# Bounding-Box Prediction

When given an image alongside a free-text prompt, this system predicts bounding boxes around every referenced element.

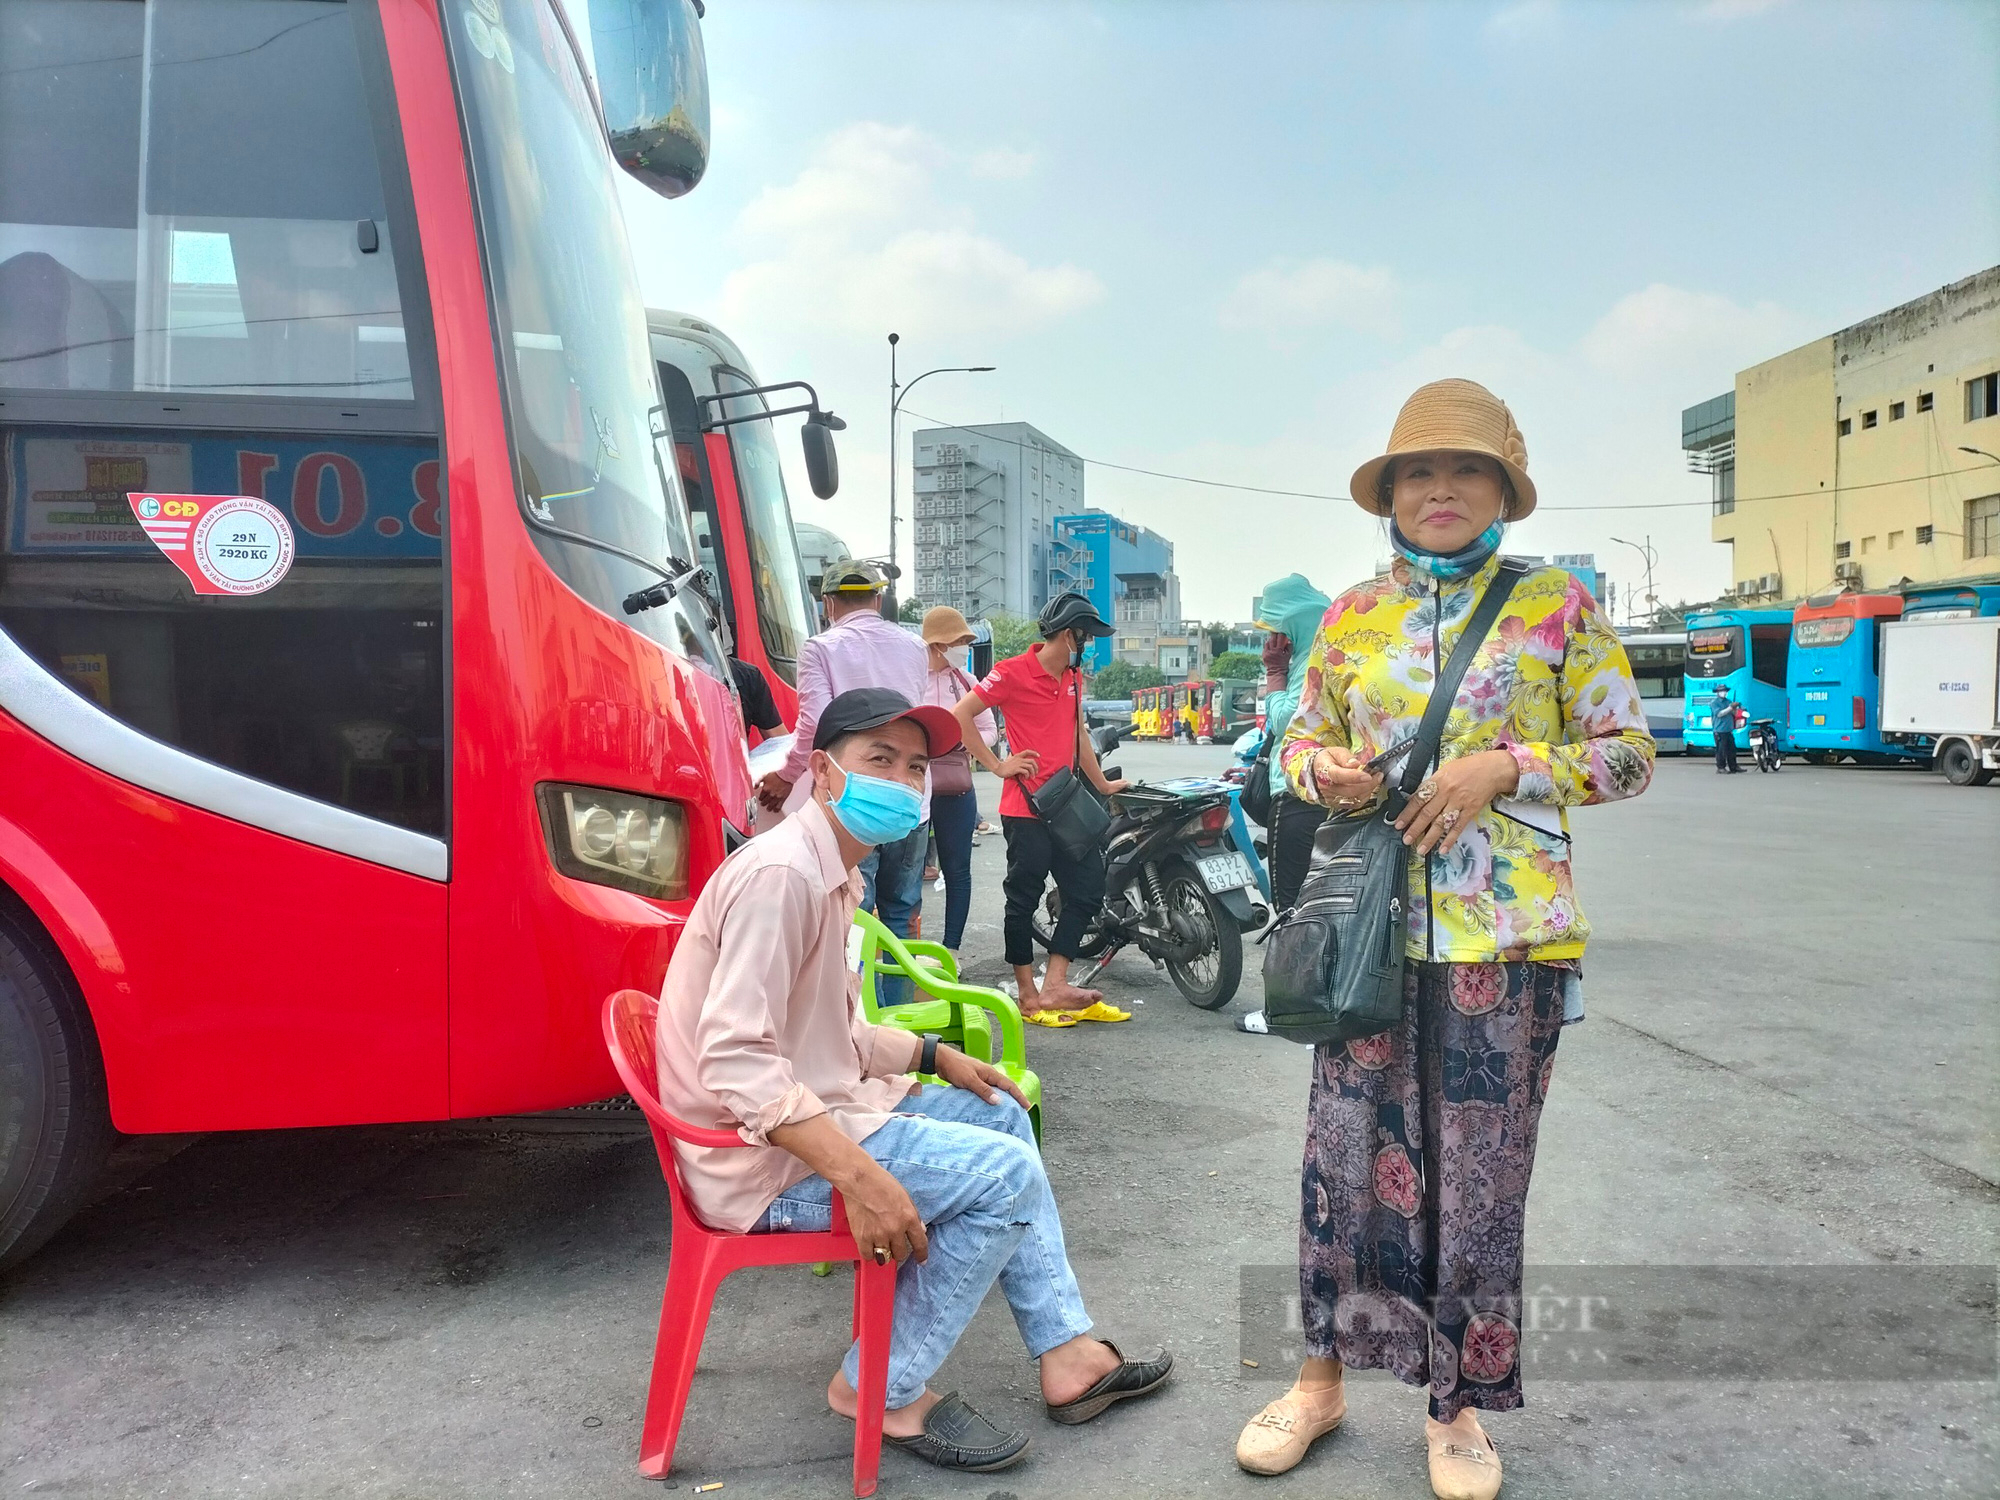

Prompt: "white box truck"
[1879,614,2000,786]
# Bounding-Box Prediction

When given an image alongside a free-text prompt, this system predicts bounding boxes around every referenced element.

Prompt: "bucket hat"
[920,605,976,647]
[1348,378,1536,519]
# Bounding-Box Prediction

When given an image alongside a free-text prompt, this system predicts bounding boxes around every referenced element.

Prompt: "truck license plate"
[1198,851,1254,893]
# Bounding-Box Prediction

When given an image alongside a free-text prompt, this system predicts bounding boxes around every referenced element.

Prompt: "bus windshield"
[1794,616,1854,647]
[714,372,813,681]
[448,0,720,671]
[1685,625,1742,679]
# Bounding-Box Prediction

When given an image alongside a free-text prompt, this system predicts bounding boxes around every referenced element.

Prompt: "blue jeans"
[860,821,928,1005]
[755,1085,1094,1409]
[929,789,979,950]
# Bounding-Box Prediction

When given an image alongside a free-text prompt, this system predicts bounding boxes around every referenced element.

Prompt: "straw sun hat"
[920,604,977,647]
[1348,378,1537,519]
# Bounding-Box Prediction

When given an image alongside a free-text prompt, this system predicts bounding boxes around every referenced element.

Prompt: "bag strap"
[1393,560,1529,801]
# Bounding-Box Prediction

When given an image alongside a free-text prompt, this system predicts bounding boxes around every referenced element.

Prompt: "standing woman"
[921,607,997,958]
[1235,381,1654,1499]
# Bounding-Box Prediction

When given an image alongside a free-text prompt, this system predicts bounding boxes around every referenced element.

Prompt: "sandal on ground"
[1067,1000,1131,1023]
[1022,1008,1079,1028]
[884,1392,1030,1472]
[1044,1341,1173,1425]
[1427,1414,1501,1500]
[1235,1377,1346,1476]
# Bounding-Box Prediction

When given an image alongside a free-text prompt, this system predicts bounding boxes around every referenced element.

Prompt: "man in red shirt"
[951,593,1130,1023]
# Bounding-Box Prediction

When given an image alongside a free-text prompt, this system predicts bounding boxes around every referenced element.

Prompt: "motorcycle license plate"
[1197,851,1254,893]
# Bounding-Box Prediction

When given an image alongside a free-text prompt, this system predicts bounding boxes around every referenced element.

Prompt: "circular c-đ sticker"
[189,496,296,595]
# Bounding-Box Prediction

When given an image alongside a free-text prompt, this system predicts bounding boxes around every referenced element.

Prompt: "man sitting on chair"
[655,688,1172,1474]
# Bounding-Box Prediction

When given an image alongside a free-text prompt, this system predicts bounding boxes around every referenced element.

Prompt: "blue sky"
[600,0,2000,621]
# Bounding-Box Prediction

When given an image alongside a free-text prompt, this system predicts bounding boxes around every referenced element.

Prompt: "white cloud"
[1218,258,1401,339]
[1486,0,1559,39]
[970,147,1037,180]
[1578,283,1812,394]
[718,123,1101,342]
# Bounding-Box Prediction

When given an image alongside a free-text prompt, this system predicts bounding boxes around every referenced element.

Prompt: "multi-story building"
[909,422,1085,618]
[1047,509,1176,671]
[1682,266,2000,602]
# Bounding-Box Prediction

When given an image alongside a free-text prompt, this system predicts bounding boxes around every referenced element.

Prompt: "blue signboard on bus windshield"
[5,428,443,559]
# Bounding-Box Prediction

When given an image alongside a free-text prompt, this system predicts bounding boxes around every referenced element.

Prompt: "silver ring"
[1417,780,1440,803]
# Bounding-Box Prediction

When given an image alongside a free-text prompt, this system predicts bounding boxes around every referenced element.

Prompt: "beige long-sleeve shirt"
[655,799,921,1232]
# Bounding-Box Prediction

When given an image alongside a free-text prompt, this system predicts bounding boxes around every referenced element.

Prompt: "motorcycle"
[1749,718,1783,773]
[1030,727,1265,1009]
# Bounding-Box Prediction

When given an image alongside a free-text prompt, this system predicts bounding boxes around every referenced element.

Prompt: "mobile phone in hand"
[1362,737,1415,776]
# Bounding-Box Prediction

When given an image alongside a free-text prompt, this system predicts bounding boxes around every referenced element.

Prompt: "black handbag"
[1240,735,1275,828]
[1261,561,1527,1047]
[1027,667,1111,860]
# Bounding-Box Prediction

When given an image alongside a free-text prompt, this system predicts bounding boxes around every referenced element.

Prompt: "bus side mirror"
[802,416,840,499]
[592,0,711,200]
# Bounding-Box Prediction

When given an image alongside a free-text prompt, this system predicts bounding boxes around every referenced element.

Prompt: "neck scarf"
[1390,518,1504,581]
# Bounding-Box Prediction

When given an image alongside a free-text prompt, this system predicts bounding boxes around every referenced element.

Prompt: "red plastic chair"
[602,991,898,1497]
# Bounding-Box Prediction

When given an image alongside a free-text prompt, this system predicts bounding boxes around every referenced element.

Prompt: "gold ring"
[871,1246,890,1265]
[1417,781,1440,803]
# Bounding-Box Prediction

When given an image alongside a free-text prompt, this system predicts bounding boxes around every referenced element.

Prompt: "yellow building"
[1684,266,2000,601]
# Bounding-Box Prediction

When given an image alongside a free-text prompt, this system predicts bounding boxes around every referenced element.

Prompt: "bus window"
[1749,624,1790,688]
[1794,617,1854,647]
[1684,625,1742,679]
[653,356,734,646]
[715,370,814,685]
[0,0,446,836]
[1624,642,1684,700]
[449,0,724,678]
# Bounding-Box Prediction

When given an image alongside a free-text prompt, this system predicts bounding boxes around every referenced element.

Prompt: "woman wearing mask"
[1234,573,1333,1035]
[1235,381,1653,1499]
[921,607,998,958]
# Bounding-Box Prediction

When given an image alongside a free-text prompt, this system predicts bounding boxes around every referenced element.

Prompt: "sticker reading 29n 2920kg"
[127,493,297,597]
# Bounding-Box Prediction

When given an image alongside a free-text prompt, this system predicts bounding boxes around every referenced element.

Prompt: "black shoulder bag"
[1027,667,1111,860]
[1240,732,1275,828]
[1261,561,1527,1047]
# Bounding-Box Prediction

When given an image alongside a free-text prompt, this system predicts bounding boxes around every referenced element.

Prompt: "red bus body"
[0,0,747,1150]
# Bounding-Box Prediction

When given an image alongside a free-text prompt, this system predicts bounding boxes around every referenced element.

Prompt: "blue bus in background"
[1684,606,1794,753]
[1787,593,1924,763]
[1900,579,2000,619]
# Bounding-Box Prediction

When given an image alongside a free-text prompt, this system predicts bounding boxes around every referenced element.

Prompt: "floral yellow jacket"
[1279,553,1654,963]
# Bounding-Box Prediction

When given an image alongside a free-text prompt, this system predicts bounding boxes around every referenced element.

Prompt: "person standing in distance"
[1708,684,1744,773]
[951,592,1130,1025]
[921,606,998,961]
[760,559,932,996]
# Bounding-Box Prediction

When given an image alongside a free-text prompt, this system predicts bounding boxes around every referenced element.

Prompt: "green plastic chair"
[852,910,1041,1144]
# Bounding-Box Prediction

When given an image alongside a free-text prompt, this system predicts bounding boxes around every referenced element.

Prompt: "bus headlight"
[537,784,690,899]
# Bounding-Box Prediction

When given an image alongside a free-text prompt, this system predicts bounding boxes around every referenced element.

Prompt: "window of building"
[1890,402,1905,420]
[1969,495,2000,560]
[1860,536,1875,554]
[1971,373,2000,422]
[1834,541,1851,560]
[1917,525,1935,545]
[1918,391,1934,413]
[1713,463,1735,516]
[1838,417,1852,437]
[1888,530,1904,549]
[1861,410,1878,430]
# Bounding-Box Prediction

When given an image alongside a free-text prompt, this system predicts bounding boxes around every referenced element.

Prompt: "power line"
[899,406,1993,513]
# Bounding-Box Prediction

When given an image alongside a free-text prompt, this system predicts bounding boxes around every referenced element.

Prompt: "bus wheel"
[1937,740,1991,787]
[0,911,112,1273]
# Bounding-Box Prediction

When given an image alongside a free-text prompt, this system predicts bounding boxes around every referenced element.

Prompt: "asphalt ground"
[2,745,1995,1499]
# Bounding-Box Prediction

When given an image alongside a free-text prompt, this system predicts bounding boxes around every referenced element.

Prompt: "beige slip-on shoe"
[1235,1378,1346,1476]
[1426,1413,1502,1500]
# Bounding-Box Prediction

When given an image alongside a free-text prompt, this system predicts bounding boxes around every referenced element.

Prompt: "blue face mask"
[824,758,925,846]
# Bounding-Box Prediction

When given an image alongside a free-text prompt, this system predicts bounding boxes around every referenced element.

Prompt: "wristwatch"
[919,1034,942,1076]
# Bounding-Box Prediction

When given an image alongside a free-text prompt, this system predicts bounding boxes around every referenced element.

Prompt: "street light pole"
[885,343,996,594]
[1609,534,1658,626]
[1960,446,2000,465]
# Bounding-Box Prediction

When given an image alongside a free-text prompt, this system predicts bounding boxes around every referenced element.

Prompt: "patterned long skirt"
[1298,960,1568,1421]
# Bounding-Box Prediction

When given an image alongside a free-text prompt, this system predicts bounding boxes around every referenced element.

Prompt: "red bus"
[0,0,751,1268]
[649,311,835,732]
